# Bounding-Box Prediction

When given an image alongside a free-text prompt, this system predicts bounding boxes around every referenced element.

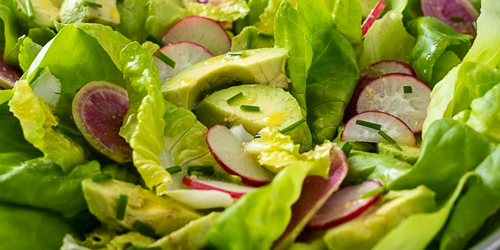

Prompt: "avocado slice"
[60,0,120,26]
[15,0,60,29]
[323,186,436,250]
[82,179,201,237]
[161,48,289,110]
[377,142,421,164]
[195,84,312,151]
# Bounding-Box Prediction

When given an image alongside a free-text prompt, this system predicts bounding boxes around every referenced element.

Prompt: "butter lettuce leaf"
[231,26,274,51]
[0,0,22,66]
[254,0,282,35]
[329,0,362,44]
[207,161,312,250]
[466,83,500,144]
[185,0,249,22]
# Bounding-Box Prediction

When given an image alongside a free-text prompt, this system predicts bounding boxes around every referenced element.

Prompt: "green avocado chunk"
[161,48,289,110]
[323,185,436,250]
[377,142,421,164]
[82,179,201,237]
[60,0,120,26]
[195,84,312,151]
[15,0,60,29]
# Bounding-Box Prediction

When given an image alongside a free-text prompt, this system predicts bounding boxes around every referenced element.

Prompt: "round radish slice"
[206,125,271,186]
[341,111,416,146]
[0,56,22,89]
[421,0,478,36]
[356,73,431,133]
[154,42,213,84]
[183,175,256,198]
[162,16,231,56]
[361,0,387,37]
[308,180,382,229]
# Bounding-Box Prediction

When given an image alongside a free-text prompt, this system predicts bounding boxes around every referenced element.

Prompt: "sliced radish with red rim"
[307,180,383,229]
[341,111,416,146]
[206,125,271,186]
[0,55,22,89]
[421,0,478,36]
[356,73,431,133]
[361,0,387,37]
[183,175,256,199]
[162,16,231,56]
[154,42,213,84]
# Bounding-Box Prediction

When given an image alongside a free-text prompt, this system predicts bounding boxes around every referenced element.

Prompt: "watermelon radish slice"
[341,111,416,146]
[361,0,387,37]
[421,0,478,36]
[206,125,271,186]
[183,175,256,198]
[273,144,349,249]
[356,73,431,133]
[0,55,22,89]
[153,42,213,84]
[72,81,132,163]
[307,180,383,229]
[162,16,231,56]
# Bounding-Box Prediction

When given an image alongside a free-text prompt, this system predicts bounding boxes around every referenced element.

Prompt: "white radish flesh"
[183,175,256,198]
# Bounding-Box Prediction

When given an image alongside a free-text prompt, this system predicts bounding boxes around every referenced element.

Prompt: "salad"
[1,0,500,249]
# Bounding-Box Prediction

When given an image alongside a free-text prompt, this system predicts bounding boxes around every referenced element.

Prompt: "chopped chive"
[226,92,244,105]
[133,220,156,237]
[360,186,385,199]
[156,51,176,68]
[187,166,215,176]
[166,165,182,174]
[356,119,382,130]
[213,172,242,184]
[377,130,402,151]
[83,1,102,7]
[25,0,35,20]
[257,32,274,39]
[126,246,162,250]
[254,134,261,139]
[450,16,465,22]
[403,85,413,93]
[146,34,166,47]
[91,173,112,182]
[54,124,82,137]
[279,118,306,134]
[240,105,260,112]
[341,142,353,156]
[116,194,128,220]
[226,51,246,57]
[247,28,254,49]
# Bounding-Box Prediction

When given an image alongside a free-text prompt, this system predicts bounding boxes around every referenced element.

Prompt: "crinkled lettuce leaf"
[185,0,249,22]
[408,17,472,86]
[345,151,412,185]
[465,83,500,144]
[254,0,282,35]
[0,0,22,66]
[146,0,189,39]
[207,161,313,250]
[358,0,415,69]
[328,0,362,44]
[231,26,274,51]
[18,37,42,71]
[9,80,86,171]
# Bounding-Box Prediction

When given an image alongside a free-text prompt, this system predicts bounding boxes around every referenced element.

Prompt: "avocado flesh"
[323,186,436,250]
[377,142,421,164]
[82,179,201,237]
[195,84,313,151]
[60,0,120,26]
[150,212,219,250]
[15,0,60,28]
[161,48,289,110]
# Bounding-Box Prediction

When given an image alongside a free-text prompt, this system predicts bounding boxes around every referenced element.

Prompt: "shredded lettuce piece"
[185,0,250,22]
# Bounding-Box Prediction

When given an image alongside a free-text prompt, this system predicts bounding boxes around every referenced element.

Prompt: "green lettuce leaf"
[247,0,268,25]
[0,202,75,250]
[231,26,274,51]
[254,0,282,35]
[328,0,362,44]
[345,151,412,185]
[9,80,86,171]
[18,36,42,71]
[0,0,22,66]
[146,0,189,39]
[389,119,490,198]
[185,0,249,22]
[0,90,13,106]
[465,83,500,144]
[461,62,500,100]
[207,161,312,250]
[408,17,472,86]
[114,0,149,42]
[358,0,415,69]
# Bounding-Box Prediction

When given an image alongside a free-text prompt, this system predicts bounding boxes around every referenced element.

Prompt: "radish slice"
[162,16,231,56]
[166,189,233,209]
[183,175,256,199]
[341,111,416,146]
[0,56,22,89]
[356,73,431,133]
[421,0,478,36]
[307,180,383,229]
[361,0,387,37]
[206,125,271,186]
[154,42,213,84]
[273,144,349,249]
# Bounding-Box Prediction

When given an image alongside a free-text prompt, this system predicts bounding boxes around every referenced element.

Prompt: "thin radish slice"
[229,124,254,143]
[361,0,387,37]
[183,175,256,199]
[341,111,416,146]
[166,189,234,209]
[162,16,231,56]
[421,0,478,36]
[154,42,213,84]
[273,144,349,249]
[0,55,22,89]
[356,73,431,133]
[307,180,383,229]
[206,125,271,186]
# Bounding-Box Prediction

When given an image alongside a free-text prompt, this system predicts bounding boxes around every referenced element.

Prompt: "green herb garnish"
[26,0,35,20]
[226,51,246,57]
[356,119,382,130]
[156,51,176,68]
[226,92,244,105]
[451,16,465,22]
[116,194,128,220]
[247,29,254,49]
[257,32,274,39]
[403,85,413,93]
[91,173,112,182]
[279,118,306,134]
[240,105,260,112]
[342,142,353,156]
[166,165,182,174]
[133,220,156,237]
[187,166,215,176]
[378,130,402,151]
[146,34,167,47]
[83,1,103,7]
